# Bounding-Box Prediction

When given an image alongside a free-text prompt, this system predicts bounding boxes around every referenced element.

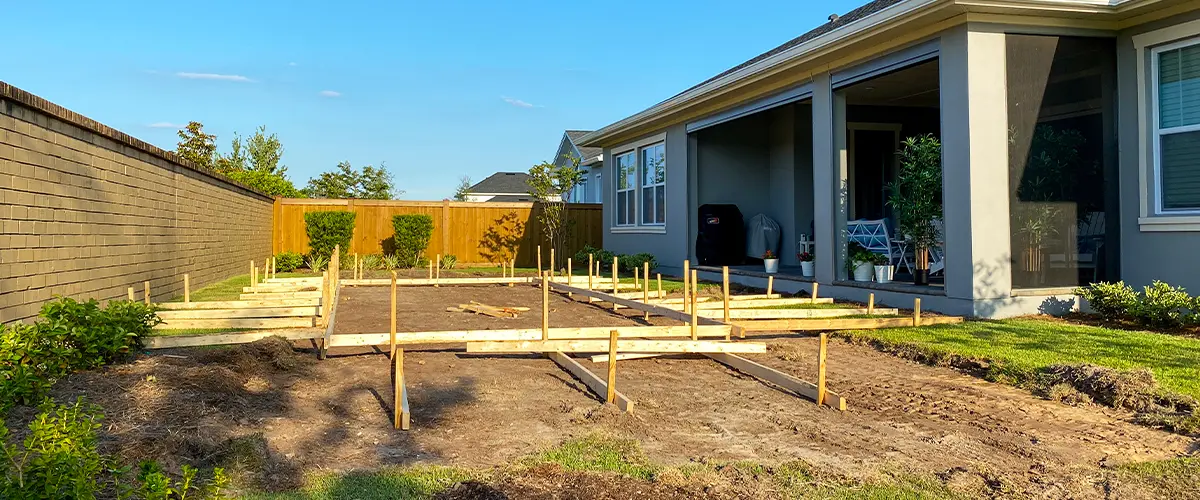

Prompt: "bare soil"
[47,284,1197,498]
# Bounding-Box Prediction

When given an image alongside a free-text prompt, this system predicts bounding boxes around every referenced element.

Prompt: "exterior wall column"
[939,26,1012,305]
[811,72,849,283]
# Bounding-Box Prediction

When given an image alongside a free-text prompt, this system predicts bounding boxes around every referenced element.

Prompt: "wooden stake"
[550,248,555,278]
[722,266,731,323]
[435,254,441,287]
[542,274,550,340]
[588,254,594,291]
[127,287,135,301]
[606,329,618,404]
[537,245,543,274]
[394,348,409,430]
[633,266,639,292]
[184,274,190,303]
[643,262,650,321]
[767,276,774,296]
[657,274,663,299]
[251,261,257,291]
[271,257,276,280]
[354,253,359,280]
[690,270,699,341]
[817,333,828,406]
[144,281,151,305]
[390,271,398,359]
[811,282,820,304]
[868,293,875,315]
[682,260,691,313]
[612,256,619,310]
[508,259,515,287]
[913,298,922,327]
[567,258,573,297]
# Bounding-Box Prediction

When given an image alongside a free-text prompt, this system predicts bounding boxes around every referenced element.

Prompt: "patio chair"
[846,219,894,265]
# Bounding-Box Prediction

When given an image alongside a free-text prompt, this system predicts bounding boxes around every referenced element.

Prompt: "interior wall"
[794,103,816,250]
[696,113,773,234]
[768,106,798,265]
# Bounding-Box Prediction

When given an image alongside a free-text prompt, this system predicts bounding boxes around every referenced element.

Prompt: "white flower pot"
[800,261,815,277]
[852,261,873,282]
[763,259,779,274]
[874,265,894,284]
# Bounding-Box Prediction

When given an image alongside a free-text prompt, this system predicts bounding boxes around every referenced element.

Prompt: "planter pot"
[874,265,894,284]
[800,261,815,277]
[914,268,930,286]
[763,259,779,274]
[852,261,873,282]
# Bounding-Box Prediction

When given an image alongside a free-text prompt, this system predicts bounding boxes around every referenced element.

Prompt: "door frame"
[847,122,902,220]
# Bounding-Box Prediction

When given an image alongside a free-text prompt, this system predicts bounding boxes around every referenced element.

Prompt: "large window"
[640,143,666,225]
[614,151,636,226]
[1154,39,1200,212]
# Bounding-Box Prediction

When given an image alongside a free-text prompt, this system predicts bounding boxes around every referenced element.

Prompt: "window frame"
[609,133,667,234]
[612,150,637,227]
[639,143,667,226]
[1151,36,1200,216]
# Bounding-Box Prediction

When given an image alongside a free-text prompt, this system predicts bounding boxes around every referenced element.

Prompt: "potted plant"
[798,251,815,277]
[762,250,779,274]
[870,252,893,283]
[847,242,874,282]
[886,134,943,286]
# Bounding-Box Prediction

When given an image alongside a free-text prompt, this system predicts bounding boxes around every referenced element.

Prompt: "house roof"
[468,172,533,195]
[486,194,537,202]
[565,130,603,163]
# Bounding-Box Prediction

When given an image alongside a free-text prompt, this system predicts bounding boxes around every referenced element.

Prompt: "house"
[463,172,536,202]
[552,130,604,203]
[577,0,1200,318]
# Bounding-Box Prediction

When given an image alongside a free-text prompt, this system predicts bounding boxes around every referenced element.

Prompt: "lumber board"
[547,351,634,413]
[157,306,321,320]
[458,303,517,318]
[142,328,323,349]
[549,282,725,326]
[707,353,847,410]
[680,298,836,309]
[734,315,965,332]
[156,317,315,330]
[466,339,767,354]
[265,277,322,284]
[240,285,318,293]
[157,299,320,310]
[327,325,733,347]
[343,277,536,286]
[590,353,670,362]
[238,291,323,300]
[320,286,341,360]
[695,308,898,319]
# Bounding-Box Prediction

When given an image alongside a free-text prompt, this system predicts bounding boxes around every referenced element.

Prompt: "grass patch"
[241,465,478,500]
[523,434,658,481]
[1112,457,1200,499]
[173,272,319,303]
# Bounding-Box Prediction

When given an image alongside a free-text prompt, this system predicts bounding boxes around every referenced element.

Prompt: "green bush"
[381,254,400,271]
[392,214,435,268]
[618,253,657,273]
[573,245,616,271]
[303,211,356,261]
[1134,281,1193,328]
[441,254,458,270]
[1075,281,1138,320]
[274,251,303,272]
[306,254,329,272]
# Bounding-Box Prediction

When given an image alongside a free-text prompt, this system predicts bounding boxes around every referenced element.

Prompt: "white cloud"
[502,96,539,108]
[174,72,254,82]
[288,62,298,67]
[146,122,184,129]
[319,90,342,97]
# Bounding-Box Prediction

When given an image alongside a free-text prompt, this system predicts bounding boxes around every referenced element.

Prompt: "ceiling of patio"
[841,60,940,108]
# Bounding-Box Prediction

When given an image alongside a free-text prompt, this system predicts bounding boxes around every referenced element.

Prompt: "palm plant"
[886,134,943,285]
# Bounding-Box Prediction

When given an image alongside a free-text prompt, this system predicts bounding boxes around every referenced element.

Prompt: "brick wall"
[0,82,274,323]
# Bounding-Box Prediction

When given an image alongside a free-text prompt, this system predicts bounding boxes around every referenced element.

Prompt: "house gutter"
[578,0,1158,148]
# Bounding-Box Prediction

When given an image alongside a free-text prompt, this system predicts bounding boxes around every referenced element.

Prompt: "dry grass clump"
[1040,364,1199,435]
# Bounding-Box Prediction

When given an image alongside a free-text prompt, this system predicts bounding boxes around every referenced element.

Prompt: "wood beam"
[466,339,767,354]
[156,317,315,329]
[695,308,897,319]
[142,328,323,349]
[707,353,847,411]
[734,316,964,332]
[327,325,733,348]
[157,299,320,310]
[548,351,634,413]
[156,306,321,320]
[548,282,726,326]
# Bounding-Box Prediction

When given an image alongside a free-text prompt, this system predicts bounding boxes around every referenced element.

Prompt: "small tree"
[886,135,942,284]
[528,155,585,271]
[392,214,434,268]
[175,121,217,170]
[453,176,473,201]
[304,211,356,261]
[304,161,398,199]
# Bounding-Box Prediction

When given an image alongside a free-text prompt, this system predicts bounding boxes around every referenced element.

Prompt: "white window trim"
[1135,19,1200,231]
[609,133,667,234]
[639,144,667,227]
[613,150,637,227]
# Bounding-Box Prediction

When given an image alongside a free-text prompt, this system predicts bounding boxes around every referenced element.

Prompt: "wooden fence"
[271,198,603,268]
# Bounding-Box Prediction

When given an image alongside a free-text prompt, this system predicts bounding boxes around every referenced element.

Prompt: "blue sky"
[2,0,862,199]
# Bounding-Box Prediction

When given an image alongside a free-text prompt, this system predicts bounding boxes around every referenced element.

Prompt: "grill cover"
[695,204,744,266]
[746,214,781,260]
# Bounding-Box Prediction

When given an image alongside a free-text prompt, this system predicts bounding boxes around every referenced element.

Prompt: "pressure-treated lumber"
[694,308,897,319]
[320,285,341,360]
[707,353,847,410]
[128,287,135,301]
[327,325,734,347]
[390,271,398,359]
[156,317,316,330]
[548,282,725,326]
[156,306,321,320]
[240,285,318,293]
[239,291,323,301]
[541,274,550,339]
[343,277,537,286]
[157,299,320,310]
[733,315,965,332]
[394,349,410,430]
[142,328,324,349]
[609,291,782,301]
[722,266,730,322]
[548,351,634,413]
[457,303,518,318]
[590,353,665,362]
[144,281,151,305]
[466,339,767,354]
[184,274,190,303]
[662,297,835,310]
[817,333,828,406]
[682,260,690,312]
[606,330,618,403]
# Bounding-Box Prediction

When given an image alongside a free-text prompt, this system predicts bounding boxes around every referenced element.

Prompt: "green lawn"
[173,272,320,303]
[840,319,1200,399]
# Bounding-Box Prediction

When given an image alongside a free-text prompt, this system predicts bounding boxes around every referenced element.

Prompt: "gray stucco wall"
[1117,10,1200,292]
[602,124,689,272]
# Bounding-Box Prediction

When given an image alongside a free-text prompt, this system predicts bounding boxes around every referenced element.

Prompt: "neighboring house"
[463,172,536,202]
[577,0,1200,318]
[554,130,604,203]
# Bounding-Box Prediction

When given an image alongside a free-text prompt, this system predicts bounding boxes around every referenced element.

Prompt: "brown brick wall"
[0,83,274,323]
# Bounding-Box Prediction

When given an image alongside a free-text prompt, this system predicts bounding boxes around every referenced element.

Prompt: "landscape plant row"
[572,245,658,274]
[1075,280,1200,328]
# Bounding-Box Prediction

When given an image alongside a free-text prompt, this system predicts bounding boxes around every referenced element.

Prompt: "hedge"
[304,211,356,260]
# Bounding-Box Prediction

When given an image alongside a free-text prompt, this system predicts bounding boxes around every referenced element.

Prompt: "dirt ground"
[47,284,1197,497]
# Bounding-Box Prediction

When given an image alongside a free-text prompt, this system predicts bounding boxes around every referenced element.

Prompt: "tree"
[527,154,585,270]
[175,121,217,170]
[246,125,286,174]
[453,176,473,201]
[225,169,302,197]
[303,161,398,199]
[214,132,246,173]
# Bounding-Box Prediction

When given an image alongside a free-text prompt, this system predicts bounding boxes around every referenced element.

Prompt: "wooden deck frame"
[327,325,734,348]
[547,282,725,326]
[664,297,834,309]
[734,315,964,332]
[157,299,320,310]
[466,339,767,354]
[548,351,634,413]
[693,307,899,319]
[142,328,324,349]
[155,317,315,329]
[707,353,847,410]
[157,306,321,320]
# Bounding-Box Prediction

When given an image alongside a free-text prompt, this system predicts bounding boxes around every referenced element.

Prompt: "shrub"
[1075,281,1138,321]
[361,254,382,270]
[441,254,458,270]
[303,211,356,261]
[381,254,400,271]
[1,399,104,499]
[306,254,328,272]
[574,245,616,271]
[392,214,434,268]
[274,251,303,272]
[1133,281,1194,328]
[618,253,658,273]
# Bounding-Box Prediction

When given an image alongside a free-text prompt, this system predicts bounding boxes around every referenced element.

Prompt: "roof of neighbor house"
[564,130,603,164]
[468,172,533,195]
